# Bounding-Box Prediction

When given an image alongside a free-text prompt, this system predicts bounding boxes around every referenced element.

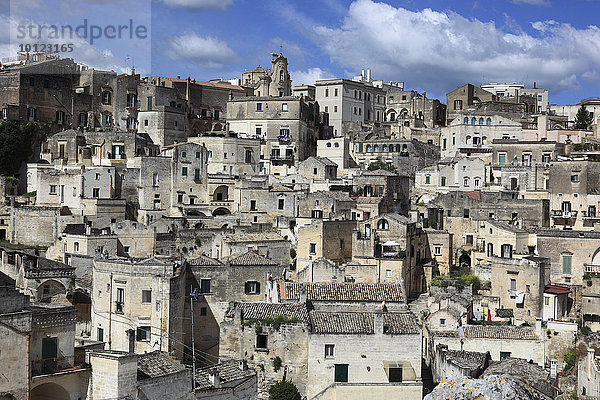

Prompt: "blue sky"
[3,0,600,104]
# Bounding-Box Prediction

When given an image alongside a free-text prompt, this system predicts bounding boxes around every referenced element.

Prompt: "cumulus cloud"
[166,32,238,68]
[161,0,234,10]
[310,0,600,97]
[291,67,335,85]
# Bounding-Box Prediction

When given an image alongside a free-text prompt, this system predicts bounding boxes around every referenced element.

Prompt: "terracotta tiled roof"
[188,255,223,267]
[280,282,405,303]
[137,351,186,379]
[226,251,278,266]
[436,325,539,340]
[225,302,309,323]
[310,311,420,335]
[195,360,256,390]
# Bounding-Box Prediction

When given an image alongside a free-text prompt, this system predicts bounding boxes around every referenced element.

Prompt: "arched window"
[471,117,476,125]
[463,177,469,187]
[334,142,340,148]
[383,144,388,152]
[326,142,332,148]
[74,242,80,252]
[464,117,469,124]
[479,117,484,125]
[474,177,480,187]
[389,113,396,121]
[395,144,401,152]
[377,219,389,230]
[402,144,408,152]
[366,144,372,152]
[374,144,379,152]
[486,118,492,125]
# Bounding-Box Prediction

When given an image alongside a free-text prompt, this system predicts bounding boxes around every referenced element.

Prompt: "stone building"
[306,310,423,399]
[297,190,356,220]
[297,156,338,182]
[446,84,495,124]
[579,347,600,398]
[296,219,356,272]
[91,257,187,358]
[385,90,446,129]
[137,82,187,147]
[415,157,486,199]
[195,360,257,399]
[241,53,292,98]
[227,95,326,176]
[440,113,522,158]
[431,344,490,384]
[314,78,386,137]
[317,137,355,176]
[189,135,261,176]
[488,256,550,325]
[352,169,410,216]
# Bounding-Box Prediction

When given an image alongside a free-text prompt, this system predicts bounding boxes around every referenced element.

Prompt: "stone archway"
[37,279,67,303]
[31,383,70,400]
[212,207,231,216]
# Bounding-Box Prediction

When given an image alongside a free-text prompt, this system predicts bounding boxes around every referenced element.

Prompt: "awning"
[382,241,400,246]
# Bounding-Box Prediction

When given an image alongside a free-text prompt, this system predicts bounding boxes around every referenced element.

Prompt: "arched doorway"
[31,383,70,400]
[37,279,67,303]
[458,252,471,269]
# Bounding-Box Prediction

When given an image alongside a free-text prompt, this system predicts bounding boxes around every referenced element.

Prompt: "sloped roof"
[304,156,337,167]
[224,302,309,323]
[224,232,286,243]
[280,282,405,303]
[137,351,186,380]
[188,255,223,267]
[435,325,539,340]
[310,311,420,335]
[226,251,278,266]
[195,360,256,390]
[360,169,396,176]
[544,285,570,295]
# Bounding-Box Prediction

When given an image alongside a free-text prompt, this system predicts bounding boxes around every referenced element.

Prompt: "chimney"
[208,369,221,389]
[534,81,537,89]
[374,311,384,335]
[535,318,542,338]
[239,359,248,371]
[550,359,557,379]
[366,69,371,81]
[588,348,595,376]
[85,223,91,236]
[299,285,307,303]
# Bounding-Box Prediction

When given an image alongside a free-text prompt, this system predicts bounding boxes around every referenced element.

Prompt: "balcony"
[115,301,124,314]
[584,264,600,275]
[551,210,578,218]
[270,154,294,163]
[31,356,77,376]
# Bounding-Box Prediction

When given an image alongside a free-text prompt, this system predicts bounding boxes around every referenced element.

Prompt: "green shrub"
[269,381,301,400]
[273,356,282,372]
[564,347,576,371]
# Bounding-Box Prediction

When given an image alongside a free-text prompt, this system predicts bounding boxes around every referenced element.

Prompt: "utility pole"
[190,286,198,393]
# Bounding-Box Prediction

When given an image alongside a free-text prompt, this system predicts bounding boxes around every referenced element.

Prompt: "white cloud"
[161,0,234,10]
[166,32,238,68]
[310,0,600,97]
[512,0,551,6]
[291,67,335,86]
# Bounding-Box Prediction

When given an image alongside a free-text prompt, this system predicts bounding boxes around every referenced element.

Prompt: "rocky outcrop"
[424,375,535,400]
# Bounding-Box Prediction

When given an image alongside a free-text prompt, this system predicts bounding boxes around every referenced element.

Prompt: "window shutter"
[255,282,260,294]
[245,282,251,294]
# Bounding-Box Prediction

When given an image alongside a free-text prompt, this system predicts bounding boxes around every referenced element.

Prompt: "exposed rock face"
[424,375,535,400]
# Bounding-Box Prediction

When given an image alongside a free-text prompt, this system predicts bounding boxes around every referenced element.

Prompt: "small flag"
[190,288,199,301]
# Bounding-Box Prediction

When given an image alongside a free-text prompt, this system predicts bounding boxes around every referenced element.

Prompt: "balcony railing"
[270,154,294,161]
[585,264,600,275]
[115,301,124,314]
[552,210,578,218]
[31,356,76,376]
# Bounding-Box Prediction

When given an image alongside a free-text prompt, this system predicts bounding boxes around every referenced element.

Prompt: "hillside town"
[1,49,600,400]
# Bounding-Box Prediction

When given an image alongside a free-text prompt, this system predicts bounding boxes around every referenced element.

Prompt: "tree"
[268,380,301,400]
[574,105,594,130]
[367,160,397,174]
[0,120,39,176]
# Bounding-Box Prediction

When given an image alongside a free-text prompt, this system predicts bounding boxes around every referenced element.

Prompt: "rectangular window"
[278,198,285,210]
[435,246,441,256]
[334,105,338,112]
[142,290,152,304]
[256,334,268,349]
[116,288,125,313]
[441,177,446,186]
[250,200,257,211]
[153,172,159,186]
[245,149,252,163]
[388,367,402,382]
[466,235,473,246]
[386,269,392,278]
[454,99,462,110]
[334,88,338,96]
[147,96,152,110]
[325,344,335,358]
[309,243,316,255]
[501,244,513,258]
[200,279,211,293]
[325,88,329,97]
[463,208,470,218]
[334,364,348,383]
[256,103,262,111]
[440,318,446,326]
[200,307,207,316]
[136,326,151,341]
[545,297,550,305]
[562,255,572,274]
[510,278,516,291]
[571,174,579,182]
[499,154,506,167]
[182,167,188,176]
[245,281,260,294]
[49,185,57,195]
[92,188,100,198]
[500,351,511,360]
[442,138,447,150]
[194,169,200,181]
[97,327,104,342]
[282,103,288,111]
